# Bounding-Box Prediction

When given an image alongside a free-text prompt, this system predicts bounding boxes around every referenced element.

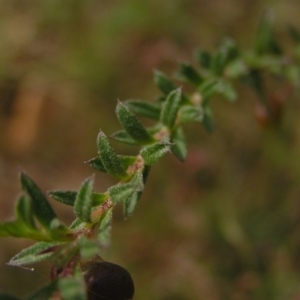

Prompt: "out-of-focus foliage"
[1,0,300,299]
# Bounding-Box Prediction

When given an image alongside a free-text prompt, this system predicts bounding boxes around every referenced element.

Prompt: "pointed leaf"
[97,131,128,179]
[140,142,172,166]
[85,157,107,173]
[179,105,203,123]
[160,88,182,128]
[198,79,219,101]
[126,100,161,120]
[20,172,58,229]
[79,237,100,260]
[0,220,50,240]
[9,241,64,266]
[124,192,140,218]
[202,104,214,133]
[116,101,154,144]
[98,208,113,247]
[177,63,203,86]
[49,190,77,206]
[154,70,177,95]
[171,127,187,162]
[218,80,237,102]
[108,182,143,205]
[110,130,138,145]
[74,176,94,223]
[15,194,36,229]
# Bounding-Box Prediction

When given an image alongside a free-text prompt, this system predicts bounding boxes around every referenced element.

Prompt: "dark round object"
[82,260,135,300]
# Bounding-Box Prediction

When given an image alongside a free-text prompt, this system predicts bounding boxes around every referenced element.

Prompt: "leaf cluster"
[1,12,300,299]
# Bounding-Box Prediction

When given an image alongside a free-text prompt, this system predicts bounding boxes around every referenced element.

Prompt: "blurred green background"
[1,0,300,299]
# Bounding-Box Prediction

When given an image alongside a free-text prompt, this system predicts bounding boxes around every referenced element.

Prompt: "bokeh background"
[1,0,300,299]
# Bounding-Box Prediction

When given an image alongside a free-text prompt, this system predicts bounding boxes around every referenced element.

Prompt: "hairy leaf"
[126,100,161,120]
[74,176,94,223]
[97,131,128,179]
[116,101,154,144]
[20,172,58,229]
[140,142,172,166]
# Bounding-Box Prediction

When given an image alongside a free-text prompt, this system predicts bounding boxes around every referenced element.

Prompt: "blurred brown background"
[1,0,300,299]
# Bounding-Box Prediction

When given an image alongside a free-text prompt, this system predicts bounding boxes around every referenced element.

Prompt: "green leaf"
[69,218,86,230]
[20,172,58,229]
[198,79,219,101]
[74,176,94,223]
[140,142,172,166]
[9,241,64,266]
[211,39,239,75]
[241,69,265,100]
[85,157,107,173]
[49,190,107,208]
[202,104,214,133]
[126,100,161,120]
[97,131,128,179]
[50,241,79,269]
[79,236,100,260]
[98,208,113,247]
[49,190,77,206]
[58,267,86,300]
[108,181,143,205]
[179,105,203,123]
[110,130,139,145]
[123,192,140,218]
[116,101,154,144]
[171,126,187,162]
[160,88,182,128]
[218,80,237,102]
[15,194,36,229]
[195,49,211,69]
[27,280,58,300]
[177,63,203,86]
[154,70,177,95]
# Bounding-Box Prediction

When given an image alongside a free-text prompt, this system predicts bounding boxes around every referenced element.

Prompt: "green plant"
[1,12,300,299]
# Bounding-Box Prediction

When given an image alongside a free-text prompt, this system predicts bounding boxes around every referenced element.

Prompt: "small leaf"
[27,280,58,300]
[110,130,138,145]
[50,241,79,269]
[0,220,49,240]
[241,69,265,100]
[124,192,140,218]
[195,49,211,69]
[116,101,154,144]
[9,241,64,266]
[20,172,58,229]
[69,218,86,231]
[58,267,86,300]
[74,176,94,223]
[154,70,177,95]
[126,100,161,119]
[202,104,214,133]
[97,131,128,179]
[160,88,182,128]
[218,80,237,102]
[177,63,203,86]
[98,208,113,247]
[79,236,100,260]
[171,127,187,162]
[15,194,36,229]
[85,157,107,173]
[198,80,219,101]
[49,190,77,206]
[140,142,172,166]
[108,182,143,205]
[179,105,203,123]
